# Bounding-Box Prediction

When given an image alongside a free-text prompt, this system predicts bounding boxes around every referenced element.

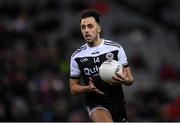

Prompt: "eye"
[81,25,86,30]
[87,24,94,29]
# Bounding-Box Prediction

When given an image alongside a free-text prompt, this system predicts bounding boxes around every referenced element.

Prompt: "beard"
[82,31,100,46]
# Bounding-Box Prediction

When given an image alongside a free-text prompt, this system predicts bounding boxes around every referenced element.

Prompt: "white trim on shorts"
[86,105,109,117]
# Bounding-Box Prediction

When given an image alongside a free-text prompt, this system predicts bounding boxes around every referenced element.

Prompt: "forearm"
[70,84,90,95]
[123,67,134,86]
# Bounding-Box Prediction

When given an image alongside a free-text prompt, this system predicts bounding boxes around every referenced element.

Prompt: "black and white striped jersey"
[70,39,129,108]
[70,39,128,81]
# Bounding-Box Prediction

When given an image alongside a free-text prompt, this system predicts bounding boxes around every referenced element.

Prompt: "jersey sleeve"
[70,56,81,79]
[118,46,129,67]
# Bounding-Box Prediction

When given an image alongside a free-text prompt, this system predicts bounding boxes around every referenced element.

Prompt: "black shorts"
[85,95,128,122]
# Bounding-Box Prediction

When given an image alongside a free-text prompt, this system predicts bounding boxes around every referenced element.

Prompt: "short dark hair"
[79,9,101,25]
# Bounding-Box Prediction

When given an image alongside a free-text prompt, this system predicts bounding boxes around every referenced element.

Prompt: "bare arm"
[70,78,89,95]
[70,78,104,95]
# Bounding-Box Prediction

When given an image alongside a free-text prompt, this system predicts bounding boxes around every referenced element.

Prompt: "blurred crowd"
[0,0,179,122]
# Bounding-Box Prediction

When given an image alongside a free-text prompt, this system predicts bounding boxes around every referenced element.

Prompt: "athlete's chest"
[75,50,119,76]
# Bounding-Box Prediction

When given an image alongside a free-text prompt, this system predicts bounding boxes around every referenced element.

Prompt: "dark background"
[0,0,179,121]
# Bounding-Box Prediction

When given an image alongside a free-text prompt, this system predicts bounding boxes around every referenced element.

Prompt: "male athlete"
[70,9,134,122]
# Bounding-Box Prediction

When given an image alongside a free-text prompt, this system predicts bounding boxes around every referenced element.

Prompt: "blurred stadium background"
[0,0,179,121]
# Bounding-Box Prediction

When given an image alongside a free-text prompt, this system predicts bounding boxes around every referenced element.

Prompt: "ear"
[97,25,101,33]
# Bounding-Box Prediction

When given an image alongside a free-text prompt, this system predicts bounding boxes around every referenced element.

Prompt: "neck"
[88,36,102,47]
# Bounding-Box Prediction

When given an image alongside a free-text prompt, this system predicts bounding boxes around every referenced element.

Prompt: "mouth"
[85,34,91,40]
[85,35,92,42]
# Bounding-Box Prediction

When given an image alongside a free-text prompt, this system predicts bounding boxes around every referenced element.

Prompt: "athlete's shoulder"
[71,44,87,58]
[103,39,122,48]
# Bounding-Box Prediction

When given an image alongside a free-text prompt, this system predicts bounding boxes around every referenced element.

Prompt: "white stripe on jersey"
[104,40,122,48]
[72,44,87,57]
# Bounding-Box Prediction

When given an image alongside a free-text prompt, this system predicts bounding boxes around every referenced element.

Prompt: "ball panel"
[99,60,123,84]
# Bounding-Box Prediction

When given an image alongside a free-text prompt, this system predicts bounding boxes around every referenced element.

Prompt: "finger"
[89,77,93,82]
[112,75,125,82]
[106,79,122,85]
[94,89,104,95]
[111,78,123,85]
[89,77,104,94]
[88,82,96,90]
[89,81,93,85]
[89,77,94,86]
[115,72,125,80]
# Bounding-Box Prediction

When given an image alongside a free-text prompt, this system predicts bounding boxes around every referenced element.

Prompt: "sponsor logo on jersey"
[84,65,99,76]
[91,51,100,55]
[80,57,88,62]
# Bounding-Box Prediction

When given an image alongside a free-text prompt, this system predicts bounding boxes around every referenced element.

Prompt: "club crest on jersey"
[106,52,114,60]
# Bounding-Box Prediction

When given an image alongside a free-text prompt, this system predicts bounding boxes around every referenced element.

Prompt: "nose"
[85,28,89,34]
[85,31,89,35]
